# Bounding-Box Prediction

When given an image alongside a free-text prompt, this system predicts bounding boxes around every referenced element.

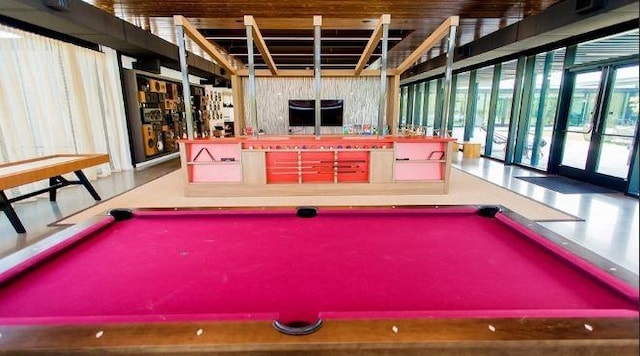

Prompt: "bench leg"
[0,190,26,234]
[49,177,58,201]
[74,170,102,201]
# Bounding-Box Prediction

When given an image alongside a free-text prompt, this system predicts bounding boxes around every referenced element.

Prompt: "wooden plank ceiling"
[82,0,559,71]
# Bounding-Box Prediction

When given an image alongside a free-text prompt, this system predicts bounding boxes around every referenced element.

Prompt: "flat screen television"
[288,100,344,126]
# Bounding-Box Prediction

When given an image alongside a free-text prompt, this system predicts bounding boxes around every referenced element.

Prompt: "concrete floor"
[0,157,180,258]
[456,155,639,276]
[1,154,638,281]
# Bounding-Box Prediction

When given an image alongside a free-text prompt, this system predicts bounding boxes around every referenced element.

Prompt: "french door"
[553,62,639,191]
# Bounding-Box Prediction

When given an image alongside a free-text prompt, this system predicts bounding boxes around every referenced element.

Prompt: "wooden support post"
[387,75,401,136]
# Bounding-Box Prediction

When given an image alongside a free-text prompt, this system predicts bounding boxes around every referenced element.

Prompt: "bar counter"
[178,135,456,197]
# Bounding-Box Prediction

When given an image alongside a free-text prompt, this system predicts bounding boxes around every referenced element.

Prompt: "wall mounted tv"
[288,100,344,126]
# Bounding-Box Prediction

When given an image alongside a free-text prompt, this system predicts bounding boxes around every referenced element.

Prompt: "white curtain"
[0,24,132,197]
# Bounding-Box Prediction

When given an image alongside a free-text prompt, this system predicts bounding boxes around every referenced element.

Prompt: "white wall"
[242,77,381,135]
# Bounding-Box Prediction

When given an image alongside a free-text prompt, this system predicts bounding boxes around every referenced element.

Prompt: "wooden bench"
[0,154,109,233]
[451,142,482,159]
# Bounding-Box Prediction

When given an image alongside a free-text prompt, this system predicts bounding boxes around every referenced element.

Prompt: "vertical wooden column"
[175,24,194,139]
[377,16,390,138]
[387,75,400,136]
[313,15,322,138]
[231,74,244,137]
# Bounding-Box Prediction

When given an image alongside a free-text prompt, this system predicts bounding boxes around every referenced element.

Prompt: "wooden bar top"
[179,135,457,144]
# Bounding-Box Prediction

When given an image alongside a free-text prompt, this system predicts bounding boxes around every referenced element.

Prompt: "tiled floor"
[1,155,638,279]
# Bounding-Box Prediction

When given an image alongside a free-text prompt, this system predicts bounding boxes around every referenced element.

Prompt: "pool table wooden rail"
[0,317,637,355]
[0,154,110,233]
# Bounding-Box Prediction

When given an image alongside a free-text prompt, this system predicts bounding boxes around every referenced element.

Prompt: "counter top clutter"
[180,135,453,142]
[178,135,457,197]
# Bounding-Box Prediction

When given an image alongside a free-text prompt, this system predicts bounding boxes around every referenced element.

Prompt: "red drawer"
[300,152,334,183]
[336,151,369,183]
[266,152,299,184]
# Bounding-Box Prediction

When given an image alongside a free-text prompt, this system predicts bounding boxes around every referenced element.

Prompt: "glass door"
[555,63,639,191]
[559,69,603,170]
[594,65,639,179]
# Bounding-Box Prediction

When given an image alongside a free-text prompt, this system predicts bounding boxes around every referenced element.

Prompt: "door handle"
[593,67,612,134]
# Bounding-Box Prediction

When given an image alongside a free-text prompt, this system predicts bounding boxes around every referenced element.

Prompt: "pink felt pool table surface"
[0,206,637,355]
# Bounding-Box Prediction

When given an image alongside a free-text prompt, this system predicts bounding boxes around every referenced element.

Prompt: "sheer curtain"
[0,24,132,197]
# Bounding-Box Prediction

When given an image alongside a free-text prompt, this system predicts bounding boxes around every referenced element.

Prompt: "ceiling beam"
[231,53,383,57]
[206,36,403,41]
[244,15,279,75]
[236,69,397,77]
[395,16,459,74]
[355,14,390,75]
[174,15,240,75]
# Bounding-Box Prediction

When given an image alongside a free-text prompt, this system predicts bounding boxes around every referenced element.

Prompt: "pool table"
[0,206,637,354]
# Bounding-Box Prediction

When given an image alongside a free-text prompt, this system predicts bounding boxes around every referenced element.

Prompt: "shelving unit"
[132,74,183,159]
[122,69,209,165]
[181,142,242,183]
[189,86,210,139]
[393,142,448,181]
[205,87,235,137]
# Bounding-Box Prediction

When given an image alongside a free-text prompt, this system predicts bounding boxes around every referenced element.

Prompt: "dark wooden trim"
[0,317,637,354]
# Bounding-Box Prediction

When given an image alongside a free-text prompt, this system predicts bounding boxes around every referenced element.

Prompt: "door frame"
[549,56,639,192]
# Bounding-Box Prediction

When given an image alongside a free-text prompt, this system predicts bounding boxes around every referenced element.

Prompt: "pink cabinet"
[393,142,447,181]
[184,143,242,183]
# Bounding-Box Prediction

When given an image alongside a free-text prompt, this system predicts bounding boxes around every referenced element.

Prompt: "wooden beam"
[236,69,397,77]
[231,75,244,135]
[395,16,459,74]
[355,14,390,75]
[174,15,239,75]
[244,15,278,76]
[387,75,401,136]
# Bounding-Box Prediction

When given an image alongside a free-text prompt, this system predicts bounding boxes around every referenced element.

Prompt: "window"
[471,65,494,144]
[574,29,639,66]
[450,72,470,141]
[489,60,518,160]
[519,49,565,169]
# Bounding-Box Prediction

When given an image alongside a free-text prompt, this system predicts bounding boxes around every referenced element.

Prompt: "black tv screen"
[288,100,344,126]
